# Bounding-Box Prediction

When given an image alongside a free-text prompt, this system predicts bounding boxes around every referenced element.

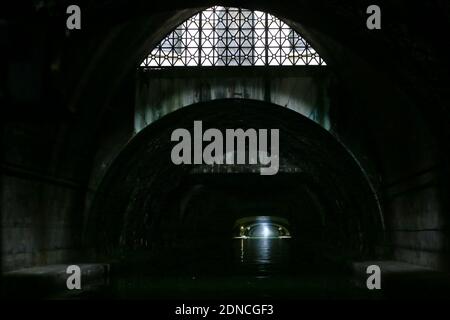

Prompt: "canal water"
[80,238,376,299]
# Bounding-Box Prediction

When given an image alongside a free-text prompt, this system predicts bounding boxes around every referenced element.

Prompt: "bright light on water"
[233,218,292,239]
[262,225,271,238]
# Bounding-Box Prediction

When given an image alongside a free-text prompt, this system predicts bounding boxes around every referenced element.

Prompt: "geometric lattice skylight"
[140,6,326,68]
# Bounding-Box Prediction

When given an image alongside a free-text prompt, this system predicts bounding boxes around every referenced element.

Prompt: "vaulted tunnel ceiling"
[2,0,450,285]
[88,99,381,259]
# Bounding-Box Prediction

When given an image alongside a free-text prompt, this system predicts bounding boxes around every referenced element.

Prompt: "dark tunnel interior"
[85,100,381,298]
[1,0,450,303]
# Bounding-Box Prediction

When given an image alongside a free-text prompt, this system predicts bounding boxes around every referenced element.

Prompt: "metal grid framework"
[140,6,326,68]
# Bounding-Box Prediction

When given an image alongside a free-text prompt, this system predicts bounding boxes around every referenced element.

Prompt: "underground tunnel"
[2,1,450,303]
[84,99,381,298]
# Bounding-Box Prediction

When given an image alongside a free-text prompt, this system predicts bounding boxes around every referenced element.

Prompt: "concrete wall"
[135,68,331,133]
[1,123,84,272]
[1,78,135,272]
[382,167,449,270]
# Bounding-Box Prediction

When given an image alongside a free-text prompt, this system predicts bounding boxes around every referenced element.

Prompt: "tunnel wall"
[382,167,449,269]
[326,51,449,270]
[135,67,332,132]
[1,122,85,272]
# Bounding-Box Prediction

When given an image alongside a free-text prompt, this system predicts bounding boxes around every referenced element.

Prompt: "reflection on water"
[233,238,290,275]
[70,238,374,299]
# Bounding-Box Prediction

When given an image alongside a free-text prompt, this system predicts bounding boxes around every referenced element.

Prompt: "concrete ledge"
[352,260,450,298]
[2,263,109,299]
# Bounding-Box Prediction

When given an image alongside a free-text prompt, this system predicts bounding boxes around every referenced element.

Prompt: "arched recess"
[87,99,383,268]
[61,2,447,270]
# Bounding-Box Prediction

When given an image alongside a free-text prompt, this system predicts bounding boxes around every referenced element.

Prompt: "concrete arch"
[87,99,382,265]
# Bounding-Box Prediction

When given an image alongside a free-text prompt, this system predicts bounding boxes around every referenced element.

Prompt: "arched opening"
[233,216,291,239]
[233,216,292,275]
[87,99,381,298]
